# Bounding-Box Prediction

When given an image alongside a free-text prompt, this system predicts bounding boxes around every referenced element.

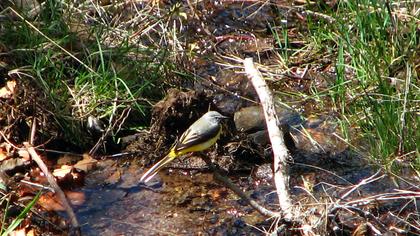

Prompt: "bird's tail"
[140,150,177,183]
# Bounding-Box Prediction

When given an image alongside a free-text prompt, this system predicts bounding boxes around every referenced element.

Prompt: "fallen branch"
[243,58,293,220]
[199,154,280,218]
[24,142,81,236]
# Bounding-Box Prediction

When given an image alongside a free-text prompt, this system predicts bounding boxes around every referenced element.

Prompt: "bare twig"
[199,154,280,218]
[338,169,384,202]
[389,212,420,232]
[20,180,55,192]
[24,142,81,235]
[272,4,337,23]
[0,130,19,149]
[30,116,36,145]
[302,10,336,23]
[243,58,293,220]
[329,205,388,233]
[398,64,411,154]
[89,107,132,156]
[32,148,84,157]
[346,190,420,206]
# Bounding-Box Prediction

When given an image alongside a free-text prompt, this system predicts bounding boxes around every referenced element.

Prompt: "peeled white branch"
[243,58,293,220]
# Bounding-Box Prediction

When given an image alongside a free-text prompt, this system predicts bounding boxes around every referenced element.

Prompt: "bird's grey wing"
[174,122,220,151]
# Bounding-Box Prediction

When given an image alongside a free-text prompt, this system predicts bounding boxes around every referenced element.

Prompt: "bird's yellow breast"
[168,126,222,157]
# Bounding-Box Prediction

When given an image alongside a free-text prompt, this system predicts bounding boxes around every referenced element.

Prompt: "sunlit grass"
[0,191,42,236]
[0,1,181,147]
[304,0,419,170]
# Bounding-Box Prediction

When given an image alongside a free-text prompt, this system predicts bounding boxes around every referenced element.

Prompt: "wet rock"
[204,70,257,115]
[84,159,117,186]
[234,105,303,133]
[234,106,265,132]
[86,115,106,135]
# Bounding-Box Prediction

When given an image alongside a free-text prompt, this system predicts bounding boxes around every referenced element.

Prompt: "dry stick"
[338,169,384,202]
[20,180,55,192]
[243,58,293,220]
[89,107,132,156]
[24,142,81,236]
[199,154,279,218]
[329,205,388,233]
[398,64,411,154]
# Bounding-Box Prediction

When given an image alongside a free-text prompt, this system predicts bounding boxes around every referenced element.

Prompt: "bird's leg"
[197,152,218,171]
[179,153,193,163]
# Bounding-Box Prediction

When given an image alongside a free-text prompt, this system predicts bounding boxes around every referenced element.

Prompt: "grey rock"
[234,105,303,133]
[234,106,265,132]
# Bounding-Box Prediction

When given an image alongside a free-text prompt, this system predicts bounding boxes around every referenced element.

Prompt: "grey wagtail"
[140,111,228,183]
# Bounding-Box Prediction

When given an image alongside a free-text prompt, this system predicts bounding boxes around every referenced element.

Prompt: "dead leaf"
[38,192,65,211]
[0,143,13,155]
[0,80,16,99]
[301,173,316,193]
[38,191,85,211]
[0,148,8,161]
[52,165,73,178]
[73,154,97,172]
[26,229,35,236]
[10,228,26,236]
[53,165,85,186]
[18,149,30,161]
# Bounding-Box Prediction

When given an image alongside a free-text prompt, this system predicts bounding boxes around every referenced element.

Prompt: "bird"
[140,111,228,183]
